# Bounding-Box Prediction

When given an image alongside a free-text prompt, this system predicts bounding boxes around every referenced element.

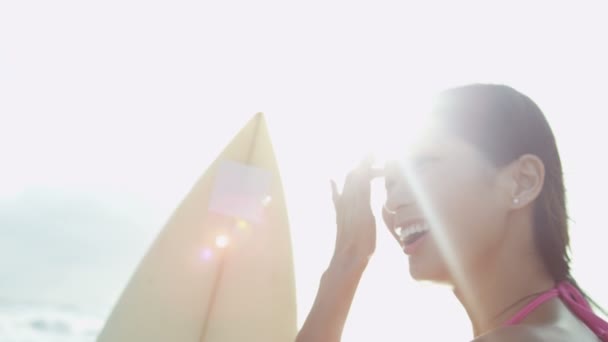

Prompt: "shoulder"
[472,325,571,342]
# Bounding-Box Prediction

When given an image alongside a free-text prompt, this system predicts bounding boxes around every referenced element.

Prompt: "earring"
[513,198,520,205]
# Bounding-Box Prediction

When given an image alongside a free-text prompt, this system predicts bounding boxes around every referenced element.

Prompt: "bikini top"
[504,281,608,341]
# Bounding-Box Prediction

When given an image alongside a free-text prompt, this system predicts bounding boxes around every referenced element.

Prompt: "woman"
[295,84,608,341]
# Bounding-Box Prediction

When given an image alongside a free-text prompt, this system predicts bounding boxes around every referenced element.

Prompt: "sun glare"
[215,234,230,249]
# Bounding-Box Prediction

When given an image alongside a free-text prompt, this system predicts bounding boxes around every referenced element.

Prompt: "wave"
[0,302,102,342]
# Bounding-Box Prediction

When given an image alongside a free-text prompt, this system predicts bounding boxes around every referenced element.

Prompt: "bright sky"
[1,1,607,341]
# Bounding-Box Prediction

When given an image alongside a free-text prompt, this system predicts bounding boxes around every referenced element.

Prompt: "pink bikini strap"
[504,281,608,341]
[556,281,608,341]
[504,289,559,326]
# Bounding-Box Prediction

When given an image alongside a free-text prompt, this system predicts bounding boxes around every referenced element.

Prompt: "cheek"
[424,166,505,265]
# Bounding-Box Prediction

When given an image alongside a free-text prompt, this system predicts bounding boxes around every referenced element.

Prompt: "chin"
[408,258,451,283]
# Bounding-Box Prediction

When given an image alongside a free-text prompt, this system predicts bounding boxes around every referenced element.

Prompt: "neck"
[453,214,555,337]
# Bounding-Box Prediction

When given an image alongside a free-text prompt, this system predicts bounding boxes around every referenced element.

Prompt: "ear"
[508,154,545,208]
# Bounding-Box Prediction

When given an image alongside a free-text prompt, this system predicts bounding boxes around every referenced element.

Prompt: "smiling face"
[382,125,512,284]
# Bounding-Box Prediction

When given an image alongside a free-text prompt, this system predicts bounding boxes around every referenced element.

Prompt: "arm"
[295,258,368,342]
[296,159,379,342]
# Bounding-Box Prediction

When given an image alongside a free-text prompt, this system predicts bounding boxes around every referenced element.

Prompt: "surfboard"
[97,113,297,342]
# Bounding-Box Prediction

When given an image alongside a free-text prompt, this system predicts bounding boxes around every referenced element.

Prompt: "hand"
[295,158,382,342]
[329,157,382,272]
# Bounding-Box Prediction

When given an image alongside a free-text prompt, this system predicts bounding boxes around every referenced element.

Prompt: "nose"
[384,181,416,214]
[383,161,416,214]
[382,170,417,234]
[382,183,416,244]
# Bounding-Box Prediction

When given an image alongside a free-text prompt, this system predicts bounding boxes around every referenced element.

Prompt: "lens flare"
[393,155,481,313]
[261,195,272,207]
[200,248,213,261]
[236,219,249,230]
[215,234,230,248]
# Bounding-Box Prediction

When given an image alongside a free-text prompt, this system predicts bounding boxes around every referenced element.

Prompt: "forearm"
[295,258,368,342]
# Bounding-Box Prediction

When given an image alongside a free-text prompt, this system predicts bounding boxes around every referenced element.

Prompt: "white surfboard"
[97,113,297,342]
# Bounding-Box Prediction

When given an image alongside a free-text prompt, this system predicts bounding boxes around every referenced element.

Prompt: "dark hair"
[431,84,604,313]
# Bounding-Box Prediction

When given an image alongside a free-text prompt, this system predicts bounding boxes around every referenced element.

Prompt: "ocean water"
[0,303,102,342]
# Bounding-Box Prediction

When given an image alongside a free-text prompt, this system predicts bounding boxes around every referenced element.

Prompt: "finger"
[358,167,384,203]
[356,168,374,201]
[345,171,374,229]
[330,179,342,228]
[342,165,376,226]
[342,168,373,202]
[370,167,385,179]
[341,172,358,229]
[355,177,373,219]
[340,170,357,198]
[358,180,372,205]
[330,179,340,208]
[356,155,383,180]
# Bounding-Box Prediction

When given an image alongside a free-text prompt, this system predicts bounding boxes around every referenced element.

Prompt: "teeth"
[395,222,429,242]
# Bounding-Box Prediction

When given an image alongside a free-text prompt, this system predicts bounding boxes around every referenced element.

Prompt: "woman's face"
[383,125,511,284]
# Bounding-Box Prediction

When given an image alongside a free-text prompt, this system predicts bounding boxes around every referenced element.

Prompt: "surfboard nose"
[97,112,297,342]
